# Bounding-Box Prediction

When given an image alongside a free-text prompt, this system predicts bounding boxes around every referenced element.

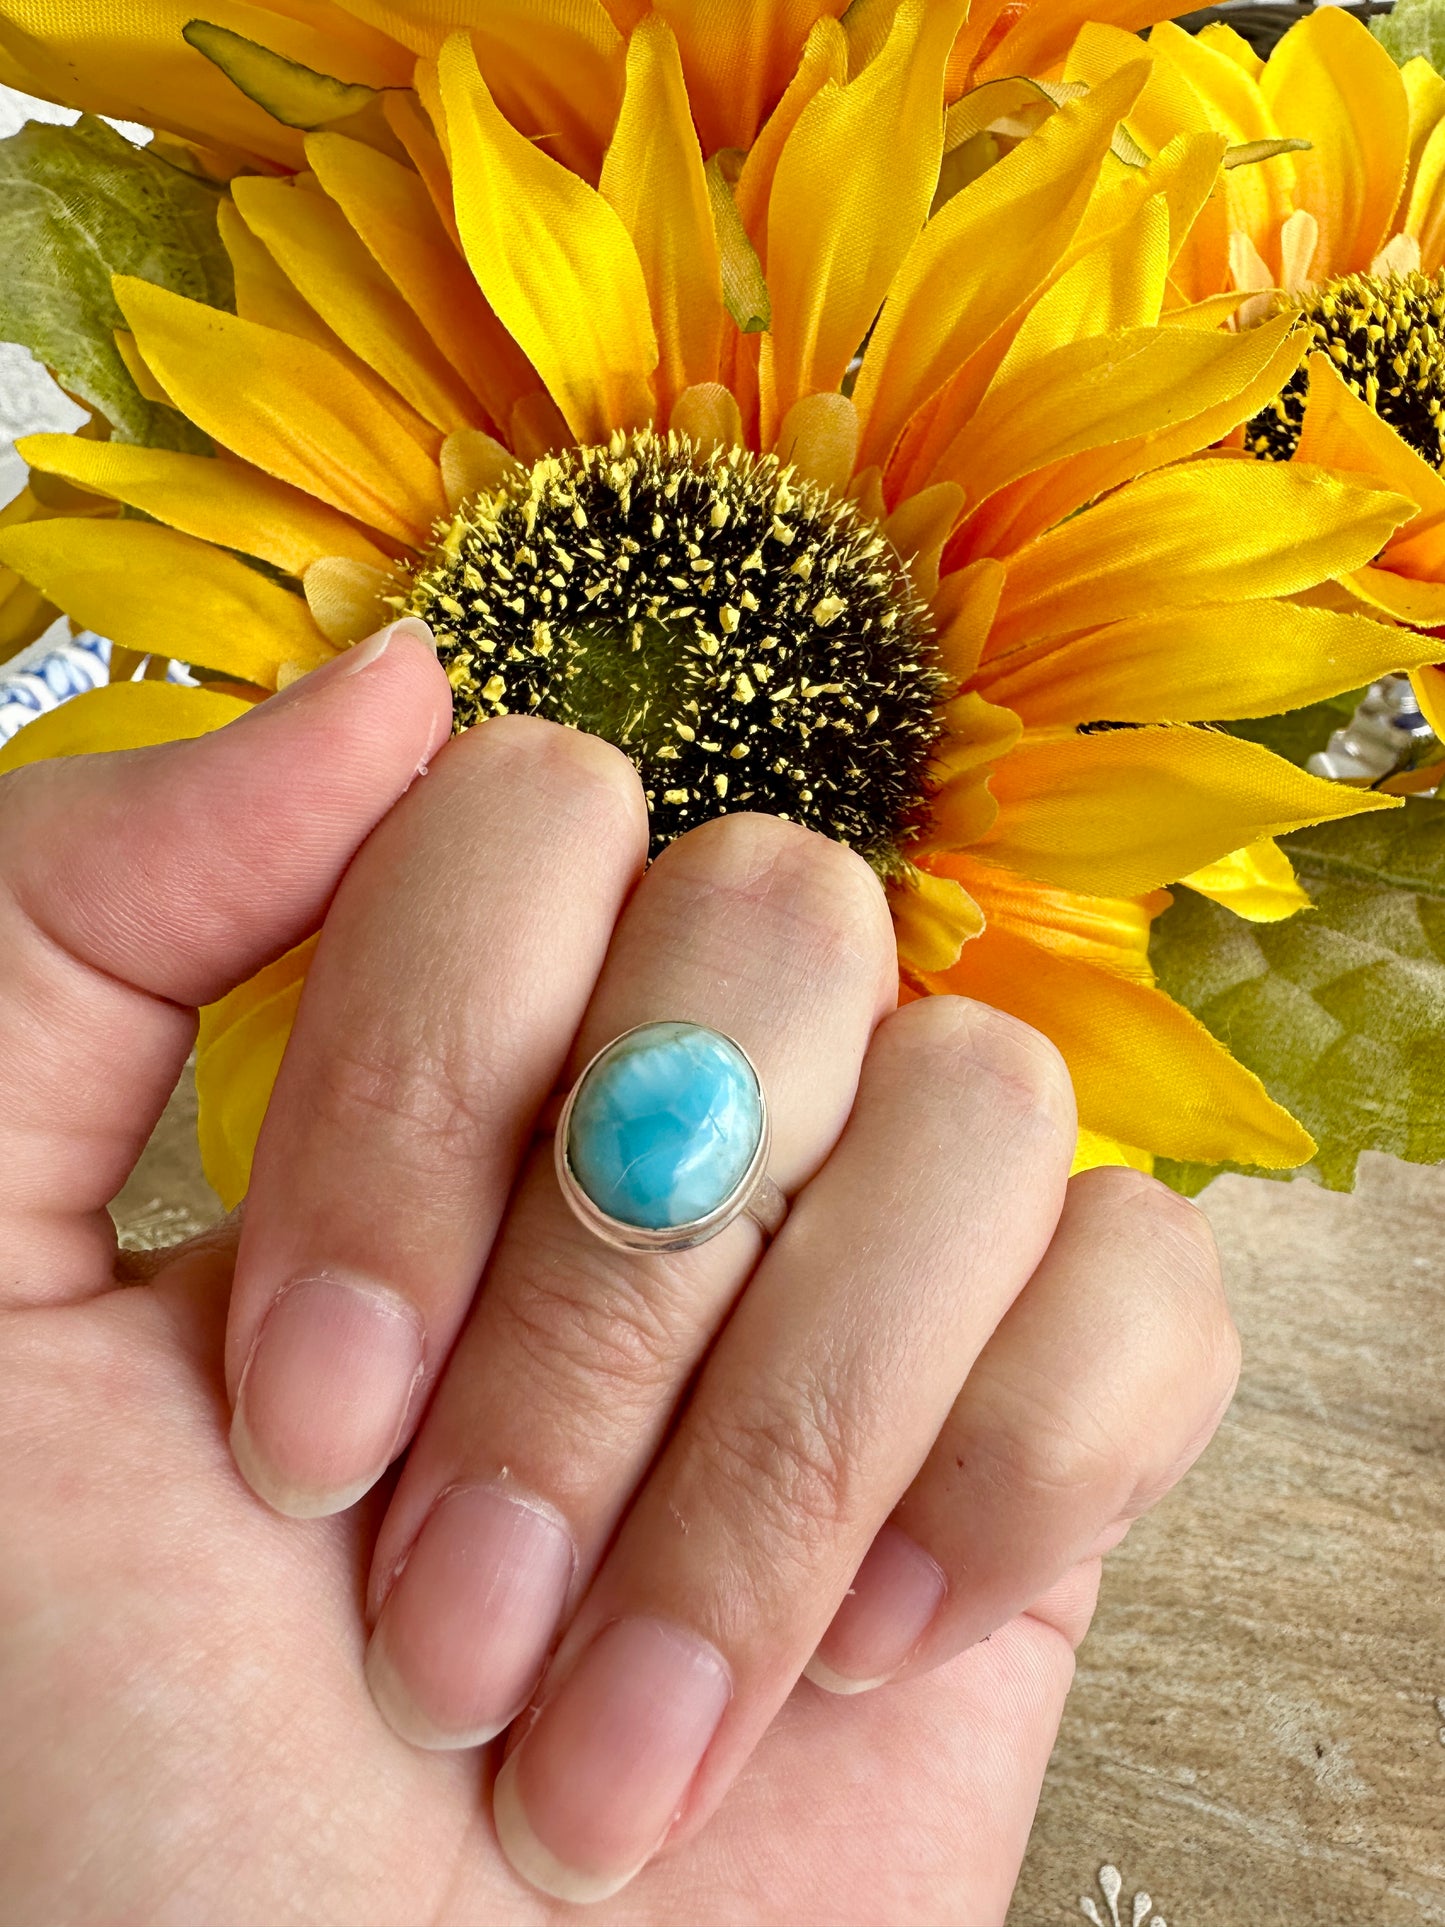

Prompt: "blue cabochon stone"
[567,1021,763,1230]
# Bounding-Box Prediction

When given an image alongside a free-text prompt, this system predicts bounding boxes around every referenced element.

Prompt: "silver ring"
[554,1020,789,1253]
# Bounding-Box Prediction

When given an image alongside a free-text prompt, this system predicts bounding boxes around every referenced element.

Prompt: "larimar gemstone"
[566,1021,762,1230]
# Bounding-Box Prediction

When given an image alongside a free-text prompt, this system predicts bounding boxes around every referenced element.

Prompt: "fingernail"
[493,1618,731,1903]
[272,617,437,701]
[804,1524,946,1695]
[366,1483,575,1749]
[231,1274,424,1518]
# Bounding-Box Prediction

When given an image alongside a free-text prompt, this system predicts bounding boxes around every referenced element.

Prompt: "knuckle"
[960,1387,1124,1513]
[687,1365,862,1560]
[490,1245,685,1410]
[298,1026,502,1176]
[655,813,892,975]
[1079,1168,1236,1382]
[458,712,649,849]
[875,996,1076,1133]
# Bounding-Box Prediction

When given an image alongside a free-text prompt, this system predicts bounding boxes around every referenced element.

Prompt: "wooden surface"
[1014,1153,1445,1927]
[114,1095,1445,1927]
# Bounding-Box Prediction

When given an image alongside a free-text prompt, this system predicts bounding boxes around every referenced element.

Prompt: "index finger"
[225,715,649,1519]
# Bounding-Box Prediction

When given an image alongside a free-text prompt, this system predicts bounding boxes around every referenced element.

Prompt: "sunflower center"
[1247,268,1445,465]
[406,429,947,867]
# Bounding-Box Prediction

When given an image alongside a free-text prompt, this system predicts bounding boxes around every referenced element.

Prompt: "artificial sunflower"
[1054,6,1445,730]
[0,8,1433,1200]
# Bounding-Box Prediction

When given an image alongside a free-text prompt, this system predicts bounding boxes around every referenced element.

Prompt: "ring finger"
[362,810,898,1748]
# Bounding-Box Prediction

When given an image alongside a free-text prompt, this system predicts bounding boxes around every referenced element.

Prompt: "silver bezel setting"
[554,1021,773,1253]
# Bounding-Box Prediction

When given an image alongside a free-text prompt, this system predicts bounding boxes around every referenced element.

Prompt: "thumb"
[0,619,451,1306]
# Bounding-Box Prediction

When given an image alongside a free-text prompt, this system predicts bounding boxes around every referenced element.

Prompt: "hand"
[0,625,1238,1925]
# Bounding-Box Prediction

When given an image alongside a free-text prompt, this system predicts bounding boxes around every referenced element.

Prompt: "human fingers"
[224,715,649,1519]
[362,812,898,1748]
[488,995,1077,1903]
[807,1165,1236,1694]
[0,621,448,1306]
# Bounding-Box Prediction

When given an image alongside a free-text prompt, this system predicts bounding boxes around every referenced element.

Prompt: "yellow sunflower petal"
[955,318,1306,558]
[1071,1129,1153,1176]
[888,865,984,975]
[197,937,314,1208]
[0,677,250,775]
[1000,192,1172,366]
[114,277,445,546]
[438,28,657,443]
[0,518,332,689]
[439,428,522,512]
[671,382,746,454]
[773,391,860,493]
[17,434,390,575]
[921,853,1313,1165]
[924,691,1022,847]
[733,14,848,258]
[1258,6,1409,275]
[1412,663,1445,740]
[0,572,57,662]
[302,556,393,646]
[851,60,1150,476]
[933,556,1005,681]
[883,480,964,598]
[975,596,1440,726]
[464,0,625,182]
[1161,290,1258,327]
[1066,23,1212,163]
[1294,349,1445,524]
[214,199,441,447]
[975,724,1398,898]
[932,850,1165,975]
[979,0,1203,92]
[219,199,350,351]
[657,0,849,156]
[1145,21,1292,272]
[1341,564,1445,629]
[113,329,175,407]
[1195,21,1264,81]
[1179,837,1312,922]
[230,174,478,435]
[305,130,540,436]
[328,1,626,179]
[986,460,1415,653]
[382,88,462,246]
[600,18,725,421]
[0,0,311,164]
[942,314,1299,527]
[764,0,967,427]
[922,911,1312,1166]
[1402,63,1445,269]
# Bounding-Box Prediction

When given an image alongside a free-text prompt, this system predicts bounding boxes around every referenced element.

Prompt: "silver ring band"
[555,1020,788,1254]
[743,1174,788,1241]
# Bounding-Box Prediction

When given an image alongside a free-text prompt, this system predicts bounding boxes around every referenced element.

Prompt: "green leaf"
[0,115,230,450]
[705,157,771,336]
[1371,0,1445,70]
[182,20,376,130]
[1152,797,1445,1195]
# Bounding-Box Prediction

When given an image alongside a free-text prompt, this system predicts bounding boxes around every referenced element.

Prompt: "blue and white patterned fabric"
[0,632,193,746]
[0,630,110,744]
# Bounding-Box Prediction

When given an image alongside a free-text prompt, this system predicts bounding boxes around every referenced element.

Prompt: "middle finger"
[363,810,897,1749]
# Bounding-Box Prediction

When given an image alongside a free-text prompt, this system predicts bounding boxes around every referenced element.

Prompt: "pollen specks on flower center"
[405,429,947,866]
[1248,268,1445,465]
